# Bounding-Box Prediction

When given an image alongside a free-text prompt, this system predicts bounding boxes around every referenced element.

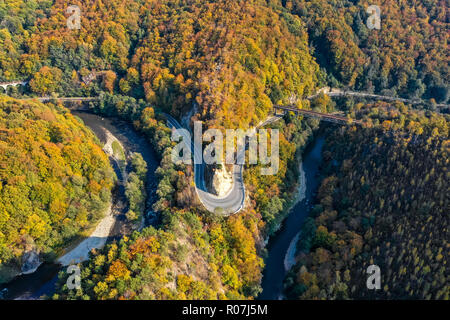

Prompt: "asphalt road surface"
[165,114,245,215]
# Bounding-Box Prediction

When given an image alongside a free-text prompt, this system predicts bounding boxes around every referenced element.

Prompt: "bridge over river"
[0,81,28,91]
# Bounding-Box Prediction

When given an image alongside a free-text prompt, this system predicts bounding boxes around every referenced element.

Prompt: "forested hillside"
[2,0,448,107]
[0,0,448,301]
[1,0,320,128]
[51,90,320,299]
[0,97,115,283]
[52,99,261,299]
[0,0,325,298]
[282,0,449,103]
[284,104,449,299]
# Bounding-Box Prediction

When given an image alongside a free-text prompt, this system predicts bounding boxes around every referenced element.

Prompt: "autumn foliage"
[0,97,115,282]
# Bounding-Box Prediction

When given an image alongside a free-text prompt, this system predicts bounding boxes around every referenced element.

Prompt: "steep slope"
[1,0,320,127]
[284,104,449,299]
[0,97,115,283]
[284,0,449,103]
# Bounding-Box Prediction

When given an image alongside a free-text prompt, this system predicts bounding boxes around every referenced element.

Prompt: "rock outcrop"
[210,165,233,197]
[21,250,41,275]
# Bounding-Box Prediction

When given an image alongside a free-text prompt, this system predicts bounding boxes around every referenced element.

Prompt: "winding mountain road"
[15,87,446,216]
[165,114,246,216]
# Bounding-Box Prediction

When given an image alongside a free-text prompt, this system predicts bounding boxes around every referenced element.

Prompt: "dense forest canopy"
[1,0,321,128]
[51,100,266,299]
[284,0,449,102]
[0,97,115,283]
[1,0,448,112]
[48,89,320,299]
[0,0,448,300]
[284,104,449,299]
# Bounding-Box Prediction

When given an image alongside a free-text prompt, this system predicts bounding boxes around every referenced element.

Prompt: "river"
[259,136,325,300]
[72,111,159,230]
[2,114,324,300]
[0,111,159,300]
